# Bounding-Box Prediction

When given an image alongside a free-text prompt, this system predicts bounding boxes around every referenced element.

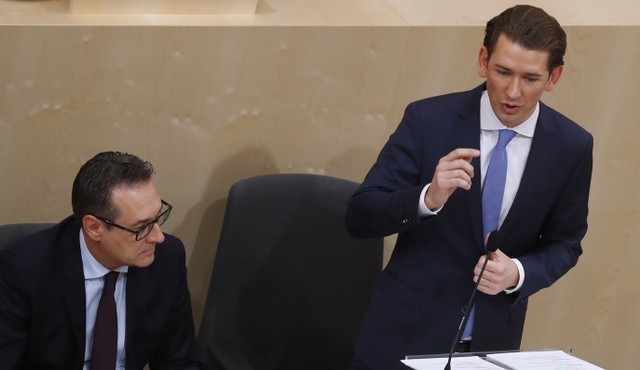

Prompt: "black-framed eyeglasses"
[94,200,173,241]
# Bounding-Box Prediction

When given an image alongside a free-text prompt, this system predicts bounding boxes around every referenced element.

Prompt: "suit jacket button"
[401,217,412,224]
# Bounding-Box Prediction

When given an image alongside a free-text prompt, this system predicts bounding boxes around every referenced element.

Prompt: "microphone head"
[486,230,503,252]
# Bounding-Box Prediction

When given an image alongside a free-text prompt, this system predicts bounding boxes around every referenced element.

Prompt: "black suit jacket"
[346,84,593,369]
[0,216,201,369]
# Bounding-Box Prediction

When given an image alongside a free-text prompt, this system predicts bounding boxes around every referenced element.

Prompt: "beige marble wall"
[67,0,257,14]
[1,1,638,369]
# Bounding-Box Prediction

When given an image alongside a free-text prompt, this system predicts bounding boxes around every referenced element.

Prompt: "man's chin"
[133,254,155,268]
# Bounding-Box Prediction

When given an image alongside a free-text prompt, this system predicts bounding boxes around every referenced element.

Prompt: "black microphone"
[443,230,502,370]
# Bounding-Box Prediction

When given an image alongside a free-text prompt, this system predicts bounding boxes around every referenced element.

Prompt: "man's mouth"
[502,102,520,114]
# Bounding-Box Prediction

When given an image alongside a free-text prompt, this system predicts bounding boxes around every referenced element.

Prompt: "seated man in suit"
[346,5,593,370]
[0,151,202,370]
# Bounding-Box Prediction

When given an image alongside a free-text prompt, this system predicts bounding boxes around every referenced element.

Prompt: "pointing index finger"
[449,148,481,162]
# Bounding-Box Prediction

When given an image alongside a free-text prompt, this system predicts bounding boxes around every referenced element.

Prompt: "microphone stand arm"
[444,251,491,370]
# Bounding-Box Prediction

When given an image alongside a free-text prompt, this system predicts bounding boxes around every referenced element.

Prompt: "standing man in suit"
[346,5,593,370]
[0,151,202,369]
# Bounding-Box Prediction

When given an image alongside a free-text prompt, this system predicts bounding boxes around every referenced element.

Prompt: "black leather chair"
[198,174,383,370]
[0,223,54,250]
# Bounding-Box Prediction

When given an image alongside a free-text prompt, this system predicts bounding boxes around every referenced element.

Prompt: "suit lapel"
[499,103,555,233]
[59,219,87,355]
[455,85,485,253]
[125,267,148,356]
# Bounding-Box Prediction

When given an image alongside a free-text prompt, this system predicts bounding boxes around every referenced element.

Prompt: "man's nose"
[145,222,165,244]
[506,78,521,99]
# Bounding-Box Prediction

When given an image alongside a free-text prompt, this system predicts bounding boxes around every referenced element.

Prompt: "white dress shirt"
[80,230,128,370]
[418,90,539,293]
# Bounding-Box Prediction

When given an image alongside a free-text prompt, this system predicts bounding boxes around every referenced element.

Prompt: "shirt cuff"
[418,183,443,217]
[505,258,525,294]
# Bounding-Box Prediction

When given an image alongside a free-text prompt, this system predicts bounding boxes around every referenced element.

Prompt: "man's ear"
[545,65,563,92]
[82,215,103,242]
[478,46,489,78]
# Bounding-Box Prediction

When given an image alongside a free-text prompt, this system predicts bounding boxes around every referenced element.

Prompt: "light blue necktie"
[461,129,517,341]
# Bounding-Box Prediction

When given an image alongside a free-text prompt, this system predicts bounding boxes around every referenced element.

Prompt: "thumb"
[489,249,505,261]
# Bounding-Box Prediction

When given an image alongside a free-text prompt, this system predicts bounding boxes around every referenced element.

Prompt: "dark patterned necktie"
[91,271,119,370]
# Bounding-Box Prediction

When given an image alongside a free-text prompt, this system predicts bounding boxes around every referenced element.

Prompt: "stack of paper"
[486,350,605,370]
[402,355,505,369]
[402,350,605,369]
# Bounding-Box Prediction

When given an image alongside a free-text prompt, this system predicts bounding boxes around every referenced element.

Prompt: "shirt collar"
[480,90,538,138]
[79,229,128,280]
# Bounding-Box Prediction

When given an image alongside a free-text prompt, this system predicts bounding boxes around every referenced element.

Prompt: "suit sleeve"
[0,250,30,370]
[512,133,594,301]
[345,102,433,238]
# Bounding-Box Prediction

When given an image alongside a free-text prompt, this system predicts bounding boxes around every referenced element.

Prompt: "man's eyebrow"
[131,203,164,229]
[130,219,150,230]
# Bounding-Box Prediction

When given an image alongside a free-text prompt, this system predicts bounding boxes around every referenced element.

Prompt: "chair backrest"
[198,174,383,370]
[0,223,54,251]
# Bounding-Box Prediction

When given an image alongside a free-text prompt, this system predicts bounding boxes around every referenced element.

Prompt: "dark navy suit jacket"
[346,84,593,369]
[0,216,201,370]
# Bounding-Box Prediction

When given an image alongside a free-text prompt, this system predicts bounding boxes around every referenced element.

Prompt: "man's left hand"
[473,249,519,295]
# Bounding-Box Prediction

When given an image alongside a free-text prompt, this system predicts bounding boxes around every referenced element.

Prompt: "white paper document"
[486,350,605,369]
[401,355,505,370]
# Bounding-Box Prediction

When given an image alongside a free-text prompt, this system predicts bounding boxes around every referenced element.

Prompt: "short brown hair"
[484,5,566,71]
